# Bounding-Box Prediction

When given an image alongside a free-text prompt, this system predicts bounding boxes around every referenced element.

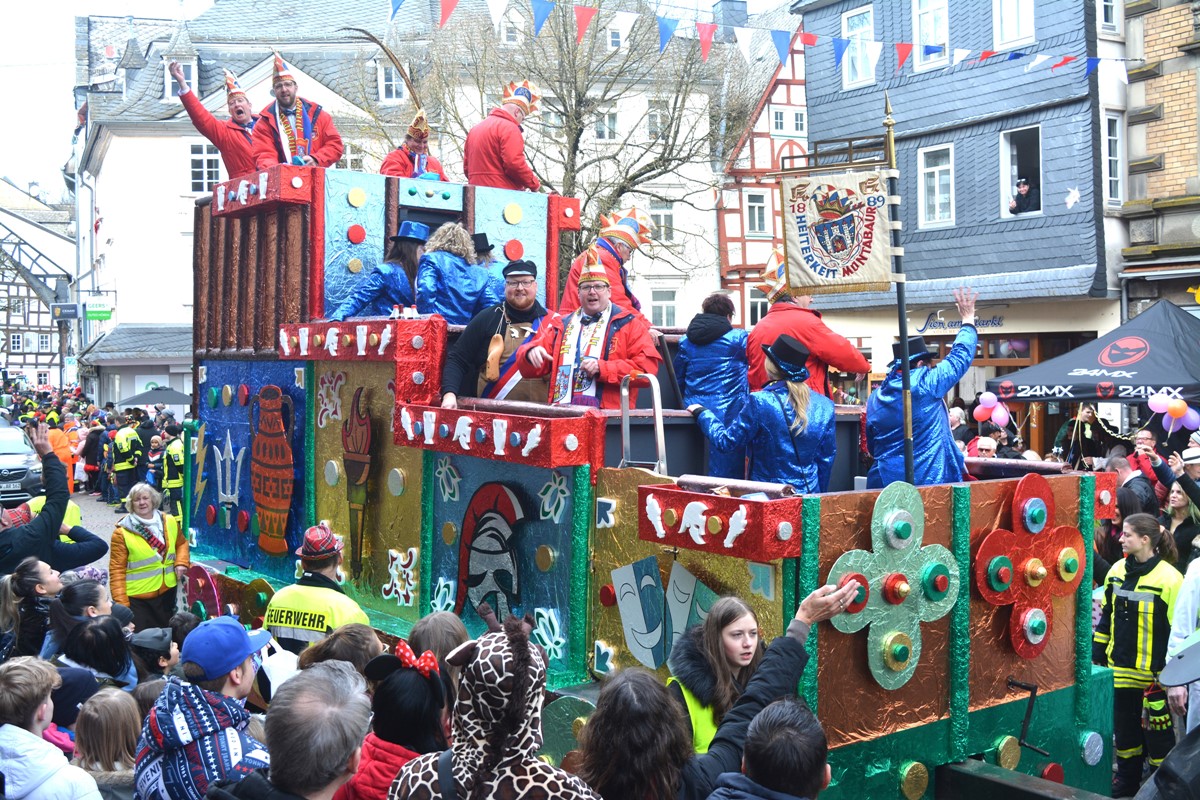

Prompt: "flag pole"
[883,93,914,484]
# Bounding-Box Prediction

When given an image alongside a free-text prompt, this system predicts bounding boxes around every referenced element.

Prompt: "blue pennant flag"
[771,30,791,66]
[1085,57,1102,76]
[1007,51,1027,61]
[390,0,405,17]
[657,16,679,53]
[832,37,850,67]
[922,44,943,56]
[531,0,555,35]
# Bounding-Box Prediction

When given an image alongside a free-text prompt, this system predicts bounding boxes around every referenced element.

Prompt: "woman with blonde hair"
[74,687,141,799]
[110,483,189,630]
[688,334,836,492]
[414,222,499,324]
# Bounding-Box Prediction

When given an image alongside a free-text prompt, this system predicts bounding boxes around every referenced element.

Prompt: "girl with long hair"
[575,581,859,800]
[42,578,112,658]
[409,610,469,695]
[296,622,385,675]
[55,615,136,690]
[328,221,429,321]
[1094,512,1182,797]
[1164,480,1200,572]
[689,334,836,492]
[0,556,62,660]
[667,596,763,753]
[74,687,142,800]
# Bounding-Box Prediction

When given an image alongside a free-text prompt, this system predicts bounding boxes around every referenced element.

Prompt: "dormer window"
[378,62,405,104]
[164,60,195,101]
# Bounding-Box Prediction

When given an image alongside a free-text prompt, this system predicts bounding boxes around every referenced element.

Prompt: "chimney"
[713,0,747,42]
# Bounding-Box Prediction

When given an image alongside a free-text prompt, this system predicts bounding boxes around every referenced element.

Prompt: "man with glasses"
[1129,427,1169,506]
[517,249,660,409]
[441,259,550,408]
[252,52,343,170]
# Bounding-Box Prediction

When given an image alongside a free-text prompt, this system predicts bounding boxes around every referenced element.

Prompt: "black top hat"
[502,259,537,279]
[472,233,494,254]
[761,334,811,372]
[892,336,935,364]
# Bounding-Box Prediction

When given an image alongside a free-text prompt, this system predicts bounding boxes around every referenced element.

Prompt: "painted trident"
[213,430,245,529]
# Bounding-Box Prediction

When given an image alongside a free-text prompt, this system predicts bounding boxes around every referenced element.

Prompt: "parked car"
[0,427,43,508]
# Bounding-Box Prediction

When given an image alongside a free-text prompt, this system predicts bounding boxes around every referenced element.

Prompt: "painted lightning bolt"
[192,423,209,516]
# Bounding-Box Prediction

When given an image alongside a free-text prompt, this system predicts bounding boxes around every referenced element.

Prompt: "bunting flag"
[574,5,597,44]
[440,0,459,27]
[922,44,943,57]
[1103,59,1129,84]
[484,0,508,29]
[1007,51,1027,61]
[1026,54,1051,71]
[799,32,818,46]
[832,37,850,67]
[864,40,884,73]
[390,0,405,19]
[1085,57,1101,76]
[531,0,555,35]
[952,48,972,66]
[1051,55,1077,70]
[657,16,679,53]
[771,29,792,66]
[977,49,998,63]
[895,42,913,71]
[696,22,717,62]
[734,26,755,63]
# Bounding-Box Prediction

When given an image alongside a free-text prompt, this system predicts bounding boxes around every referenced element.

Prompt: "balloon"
[1148,393,1171,414]
[1009,339,1029,353]
[1185,408,1200,431]
[991,405,1010,428]
[1164,414,1180,434]
[979,392,998,408]
[1168,399,1189,419]
[973,405,991,423]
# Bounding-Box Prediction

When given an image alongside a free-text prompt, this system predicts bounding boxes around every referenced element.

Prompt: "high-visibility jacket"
[113,514,184,603]
[1095,555,1183,689]
[666,676,719,754]
[24,495,84,544]
[113,426,141,471]
[163,437,186,490]
[264,572,370,655]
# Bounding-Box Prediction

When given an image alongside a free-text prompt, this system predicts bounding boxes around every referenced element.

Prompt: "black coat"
[1125,474,1160,516]
[0,452,69,574]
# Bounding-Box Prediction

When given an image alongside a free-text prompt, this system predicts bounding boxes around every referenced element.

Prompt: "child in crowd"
[129,628,179,682]
[296,623,385,675]
[74,687,142,800]
[0,557,63,660]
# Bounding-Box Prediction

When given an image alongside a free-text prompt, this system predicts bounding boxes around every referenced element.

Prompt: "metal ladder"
[619,373,667,475]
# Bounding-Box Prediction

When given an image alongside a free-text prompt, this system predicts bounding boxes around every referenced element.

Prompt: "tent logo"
[998,380,1015,400]
[1097,382,1116,399]
[1098,336,1149,368]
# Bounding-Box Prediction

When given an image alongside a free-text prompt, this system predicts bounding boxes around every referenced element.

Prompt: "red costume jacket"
[463,107,539,191]
[516,305,661,409]
[747,302,869,396]
[179,90,258,179]
[252,99,344,170]
[558,240,643,317]
[379,148,449,181]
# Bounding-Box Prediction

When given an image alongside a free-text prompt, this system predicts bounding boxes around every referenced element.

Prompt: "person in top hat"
[262,522,369,655]
[517,247,661,409]
[462,80,541,191]
[866,288,979,488]
[252,52,343,170]
[380,109,449,181]
[473,232,496,266]
[747,248,869,397]
[441,259,551,408]
[559,209,652,317]
[1009,177,1040,214]
[329,220,430,321]
[169,61,259,179]
[688,334,836,493]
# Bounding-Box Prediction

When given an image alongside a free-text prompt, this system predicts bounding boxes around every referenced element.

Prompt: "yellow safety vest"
[264,580,370,652]
[163,438,185,489]
[26,495,84,544]
[114,427,141,471]
[121,514,181,597]
[667,676,719,754]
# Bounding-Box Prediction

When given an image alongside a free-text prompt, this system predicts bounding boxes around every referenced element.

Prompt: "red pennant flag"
[1051,55,1077,70]
[977,49,998,63]
[799,32,818,46]
[696,22,717,61]
[574,5,598,44]
[439,0,459,27]
[895,42,913,71]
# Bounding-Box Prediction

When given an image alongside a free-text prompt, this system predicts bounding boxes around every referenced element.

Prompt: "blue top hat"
[390,220,430,243]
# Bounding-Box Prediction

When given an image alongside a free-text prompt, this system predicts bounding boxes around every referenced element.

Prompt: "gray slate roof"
[77,324,192,365]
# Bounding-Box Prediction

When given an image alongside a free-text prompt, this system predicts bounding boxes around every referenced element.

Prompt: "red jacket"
[252,99,344,170]
[463,108,540,191]
[1130,451,1170,504]
[558,241,643,317]
[379,148,449,181]
[516,304,661,409]
[747,302,869,396]
[178,90,258,179]
[332,733,419,800]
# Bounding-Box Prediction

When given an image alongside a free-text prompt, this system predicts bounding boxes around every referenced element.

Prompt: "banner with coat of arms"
[779,171,897,296]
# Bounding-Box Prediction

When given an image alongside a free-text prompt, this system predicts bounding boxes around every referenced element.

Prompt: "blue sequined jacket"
[415,250,502,324]
[327,262,413,321]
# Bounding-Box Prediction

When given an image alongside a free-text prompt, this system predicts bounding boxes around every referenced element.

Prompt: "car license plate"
[0,482,19,491]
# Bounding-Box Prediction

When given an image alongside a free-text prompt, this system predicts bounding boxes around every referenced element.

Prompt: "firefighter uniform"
[113,423,143,505]
[162,435,186,516]
[264,571,370,655]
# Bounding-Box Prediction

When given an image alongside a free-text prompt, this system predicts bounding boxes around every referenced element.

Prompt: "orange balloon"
[1168,399,1189,419]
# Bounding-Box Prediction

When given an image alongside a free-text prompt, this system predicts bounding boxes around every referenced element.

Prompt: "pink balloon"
[1163,414,1180,434]
[973,405,991,423]
[979,392,998,408]
[1185,408,1200,432]
[991,405,1010,428]
[1148,393,1171,414]
[1009,339,1029,353]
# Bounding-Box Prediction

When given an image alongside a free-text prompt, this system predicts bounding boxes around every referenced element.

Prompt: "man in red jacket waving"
[463,80,540,191]
[252,53,343,170]
[169,61,258,179]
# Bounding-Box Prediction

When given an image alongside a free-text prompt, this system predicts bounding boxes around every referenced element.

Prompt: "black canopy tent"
[984,300,1200,404]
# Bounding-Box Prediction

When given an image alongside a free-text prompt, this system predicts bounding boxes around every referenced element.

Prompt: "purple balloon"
[1164,414,1181,434]
[1185,408,1200,432]
[1148,393,1171,414]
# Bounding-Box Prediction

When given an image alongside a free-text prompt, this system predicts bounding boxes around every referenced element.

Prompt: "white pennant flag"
[864,40,884,75]
[1025,54,1050,72]
[610,10,638,42]
[952,48,972,66]
[734,27,755,63]
[485,0,508,30]
[1103,59,1129,84]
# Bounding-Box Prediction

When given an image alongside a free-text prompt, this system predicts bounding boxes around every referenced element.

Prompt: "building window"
[913,0,948,69]
[10,299,23,318]
[36,371,48,386]
[190,143,220,192]
[651,290,676,327]
[502,11,524,45]
[747,192,768,235]
[1100,0,1121,33]
[794,111,806,136]
[609,29,622,49]
[769,105,806,138]
[749,288,769,326]
[337,142,365,171]
[378,63,405,104]
[994,0,1034,48]
[648,101,669,139]
[164,60,194,100]
[1001,125,1041,217]
[650,199,674,242]
[1105,113,1123,205]
[773,110,785,131]
[595,112,618,141]
[38,333,51,352]
[918,144,954,228]
[9,333,22,353]
[842,6,875,89]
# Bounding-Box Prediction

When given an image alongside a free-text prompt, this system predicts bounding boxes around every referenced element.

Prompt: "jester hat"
[577,247,610,286]
[503,80,540,115]
[272,52,296,85]
[222,69,247,98]
[407,109,431,141]
[756,247,790,303]
[599,208,653,251]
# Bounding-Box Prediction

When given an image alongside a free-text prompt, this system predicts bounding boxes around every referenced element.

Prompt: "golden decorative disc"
[221,385,233,406]
[504,203,524,224]
[536,545,557,571]
[442,522,458,545]
[995,735,1021,770]
[900,762,928,800]
[347,187,367,208]
[347,258,363,274]
[706,516,722,534]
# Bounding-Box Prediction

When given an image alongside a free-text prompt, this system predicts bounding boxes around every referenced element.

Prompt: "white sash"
[551,305,613,406]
